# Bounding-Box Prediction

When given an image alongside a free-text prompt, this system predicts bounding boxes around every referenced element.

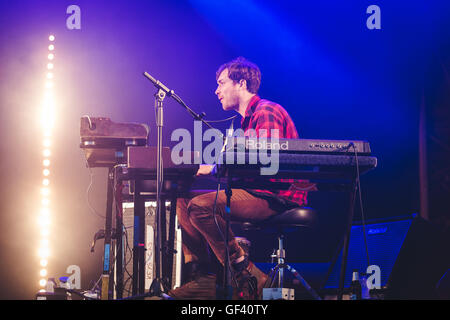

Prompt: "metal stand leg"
[337,180,358,300]
[216,176,233,300]
[101,167,115,300]
[132,179,146,296]
[277,235,285,288]
[114,175,124,299]
[266,233,321,300]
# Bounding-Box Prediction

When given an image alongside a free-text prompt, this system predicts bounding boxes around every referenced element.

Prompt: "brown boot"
[168,262,217,300]
[232,260,268,300]
[248,262,268,299]
[168,273,217,300]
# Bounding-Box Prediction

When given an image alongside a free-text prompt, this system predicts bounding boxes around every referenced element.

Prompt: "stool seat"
[237,206,317,233]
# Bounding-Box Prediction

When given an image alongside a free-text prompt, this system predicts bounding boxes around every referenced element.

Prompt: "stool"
[235,206,322,300]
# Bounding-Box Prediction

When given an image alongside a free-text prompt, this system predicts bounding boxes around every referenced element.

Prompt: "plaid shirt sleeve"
[242,99,309,206]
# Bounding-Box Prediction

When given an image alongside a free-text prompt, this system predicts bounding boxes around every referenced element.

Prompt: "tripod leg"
[267,265,280,288]
[285,264,321,300]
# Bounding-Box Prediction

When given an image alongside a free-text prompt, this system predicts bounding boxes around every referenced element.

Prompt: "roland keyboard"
[225,137,371,155]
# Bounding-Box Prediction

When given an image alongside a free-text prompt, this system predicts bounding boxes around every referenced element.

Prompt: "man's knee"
[187,195,215,222]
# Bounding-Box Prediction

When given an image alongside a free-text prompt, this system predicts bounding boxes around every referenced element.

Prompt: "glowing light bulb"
[38,215,50,227]
[49,35,55,41]
[40,239,49,248]
[43,129,51,137]
[38,247,50,258]
[40,228,49,237]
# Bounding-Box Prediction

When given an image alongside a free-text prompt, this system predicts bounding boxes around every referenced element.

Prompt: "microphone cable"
[211,118,240,290]
[204,115,238,124]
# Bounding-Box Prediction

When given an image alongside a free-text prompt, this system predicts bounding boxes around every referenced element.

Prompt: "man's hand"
[196,164,215,176]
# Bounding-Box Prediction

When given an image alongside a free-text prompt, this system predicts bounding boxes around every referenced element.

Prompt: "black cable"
[120,225,133,297]
[153,86,234,284]
[211,118,239,290]
[122,225,134,297]
[171,92,215,130]
[165,91,235,285]
[350,143,371,268]
[204,115,238,124]
[211,181,226,255]
[211,171,239,289]
[84,159,106,219]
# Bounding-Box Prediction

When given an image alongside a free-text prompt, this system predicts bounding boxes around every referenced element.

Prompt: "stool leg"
[277,234,285,288]
[272,232,321,300]
[284,264,321,300]
[267,265,279,288]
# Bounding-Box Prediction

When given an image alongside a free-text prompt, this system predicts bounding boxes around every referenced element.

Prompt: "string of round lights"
[38,34,56,291]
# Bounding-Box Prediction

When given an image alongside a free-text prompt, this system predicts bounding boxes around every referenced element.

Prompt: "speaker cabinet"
[385,216,450,299]
[324,214,415,289]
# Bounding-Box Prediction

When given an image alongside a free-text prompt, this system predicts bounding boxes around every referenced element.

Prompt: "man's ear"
[238,79,247,90]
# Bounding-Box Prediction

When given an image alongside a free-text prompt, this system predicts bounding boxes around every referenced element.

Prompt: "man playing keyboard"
[168,57,307,300]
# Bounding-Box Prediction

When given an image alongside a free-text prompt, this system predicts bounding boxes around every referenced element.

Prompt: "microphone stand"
[215,120,234,300]
[142,72,218,298]
[150,86,167,297]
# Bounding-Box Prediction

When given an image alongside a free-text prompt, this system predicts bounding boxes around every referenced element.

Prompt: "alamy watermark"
[171,121,283,175]
[366,5,381,30]
[66,5,81,30]
[65,4,381,32]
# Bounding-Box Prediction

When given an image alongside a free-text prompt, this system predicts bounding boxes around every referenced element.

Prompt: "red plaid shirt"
[241,95,309,206]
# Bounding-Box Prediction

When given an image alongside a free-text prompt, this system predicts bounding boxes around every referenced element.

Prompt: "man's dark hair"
[216,57,261,94]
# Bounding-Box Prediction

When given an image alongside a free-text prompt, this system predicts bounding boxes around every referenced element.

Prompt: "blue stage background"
[0,0,449,299]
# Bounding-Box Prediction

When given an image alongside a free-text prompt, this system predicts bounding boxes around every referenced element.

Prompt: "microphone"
[143,72,174,97]
[90,229,105,253]
[90,228,118,252]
